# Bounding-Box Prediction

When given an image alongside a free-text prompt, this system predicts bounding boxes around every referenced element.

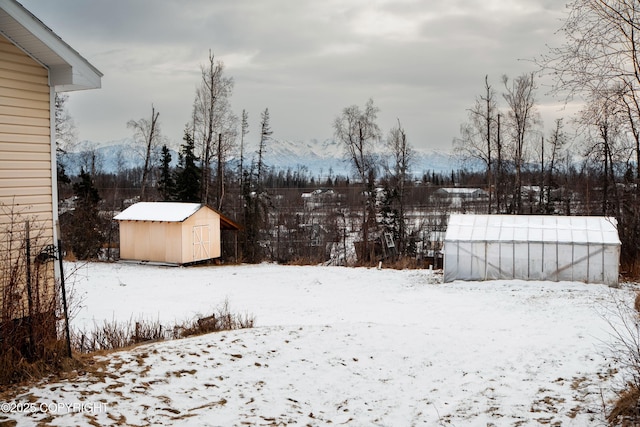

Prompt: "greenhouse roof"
[444,214,621,245]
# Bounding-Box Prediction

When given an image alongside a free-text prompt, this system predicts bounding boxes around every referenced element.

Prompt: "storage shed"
[114,202,240,265]
[443,214,620,286]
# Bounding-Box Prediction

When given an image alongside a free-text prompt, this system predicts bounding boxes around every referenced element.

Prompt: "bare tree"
[579,89,630,217]
[502,73,539,214]
[127,105,161,201]
[77,144,103,178]
[192,50,236,207]
[334,98,381,263]
[454,75,498,213]
[543,118,569,213]
[386,119,414,254]
[54,93,76,154]
[540,1,640,270]
[542,0,640,188]
[239,109,249,187]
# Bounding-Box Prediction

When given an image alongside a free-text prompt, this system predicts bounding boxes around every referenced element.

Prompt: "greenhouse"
[443,214,620,286]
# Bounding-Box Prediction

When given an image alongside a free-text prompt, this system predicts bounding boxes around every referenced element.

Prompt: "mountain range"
[62,138,469,178]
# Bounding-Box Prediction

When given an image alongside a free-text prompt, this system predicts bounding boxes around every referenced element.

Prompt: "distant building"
[433,188,488,211]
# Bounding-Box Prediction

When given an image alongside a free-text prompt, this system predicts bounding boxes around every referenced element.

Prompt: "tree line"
[55,0,640,273]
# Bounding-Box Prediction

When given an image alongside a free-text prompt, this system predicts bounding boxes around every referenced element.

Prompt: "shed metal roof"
[444,214,621,245]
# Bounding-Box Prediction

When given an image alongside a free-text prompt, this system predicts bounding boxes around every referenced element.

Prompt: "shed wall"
[119,221,183,264]
[182,208,221,263]
[118,207,222,264]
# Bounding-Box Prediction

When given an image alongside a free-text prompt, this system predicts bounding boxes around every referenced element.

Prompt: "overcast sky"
[20,0,571,153]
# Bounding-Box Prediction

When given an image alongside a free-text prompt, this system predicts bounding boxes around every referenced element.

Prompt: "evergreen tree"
[174,131,201,203]
[73,168,101,205]
[158,144,175,201]
[256,108,272,184]
[62,168,104,259]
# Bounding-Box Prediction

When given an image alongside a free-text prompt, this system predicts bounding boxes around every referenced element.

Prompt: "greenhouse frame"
[443,214,620,286]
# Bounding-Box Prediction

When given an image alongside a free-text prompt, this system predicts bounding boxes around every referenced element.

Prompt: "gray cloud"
[19,0,570,152]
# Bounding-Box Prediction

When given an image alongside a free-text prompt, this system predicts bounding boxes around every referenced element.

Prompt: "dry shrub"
[73,299,255,353]
[604,294,640,426]
[0,205,79,386]
[178,299,255,337]
[284,257,317,266]
[0,340,81,386]
[73,318,164,353]
[608,384,640,426]
[381,257,424,270]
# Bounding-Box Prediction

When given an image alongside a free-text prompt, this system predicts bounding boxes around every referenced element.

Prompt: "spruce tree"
[63,168,104,259]
[158,144,175,201]
[174,131,201,203]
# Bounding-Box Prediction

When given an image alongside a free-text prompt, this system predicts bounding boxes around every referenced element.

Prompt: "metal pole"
[25,220,34,358]
[57,240,72,358]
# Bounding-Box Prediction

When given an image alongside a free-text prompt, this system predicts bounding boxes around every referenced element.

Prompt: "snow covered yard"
[2,262,635,426]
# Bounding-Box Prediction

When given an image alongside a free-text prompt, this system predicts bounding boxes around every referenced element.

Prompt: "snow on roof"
[436,188,487,195]
[114,202,202,222]
[445,214,621,245]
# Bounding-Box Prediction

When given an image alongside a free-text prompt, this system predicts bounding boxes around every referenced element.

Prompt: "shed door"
[193,225,211,260]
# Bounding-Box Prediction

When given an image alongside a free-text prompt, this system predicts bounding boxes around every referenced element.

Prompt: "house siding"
[0,34,53,230]
[0,34,55,318]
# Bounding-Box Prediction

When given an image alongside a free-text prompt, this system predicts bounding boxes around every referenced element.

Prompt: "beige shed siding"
[0,35,53,234]
[119,221,185,264]
[182,209,221,263]
[118,207,223,264]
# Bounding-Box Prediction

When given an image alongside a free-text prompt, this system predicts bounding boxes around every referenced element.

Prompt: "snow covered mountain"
[62,137,466,178]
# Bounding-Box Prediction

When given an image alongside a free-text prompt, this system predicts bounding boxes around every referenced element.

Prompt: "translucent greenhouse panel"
[569,244,590,283]
[513,225,528,242]
[485,241,502,280]
[527,242,544,280]
[500,242,515,279]
[513,241,530,280]
[540,242,558,282]
[456,241,475,280]
[603,245,620,286]
[555,243,575,282]
[470,242,487,280]
[443,243,456,283]
[587,244,605,284]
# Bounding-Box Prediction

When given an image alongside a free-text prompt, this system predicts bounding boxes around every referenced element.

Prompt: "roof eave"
[0,0,102,92]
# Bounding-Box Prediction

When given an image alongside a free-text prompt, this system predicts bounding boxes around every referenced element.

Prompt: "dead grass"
[606,293,640,426]
[73,298,255,353]
[179,299,255,337]
[608,384,640,426]
[0,340,81,388]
